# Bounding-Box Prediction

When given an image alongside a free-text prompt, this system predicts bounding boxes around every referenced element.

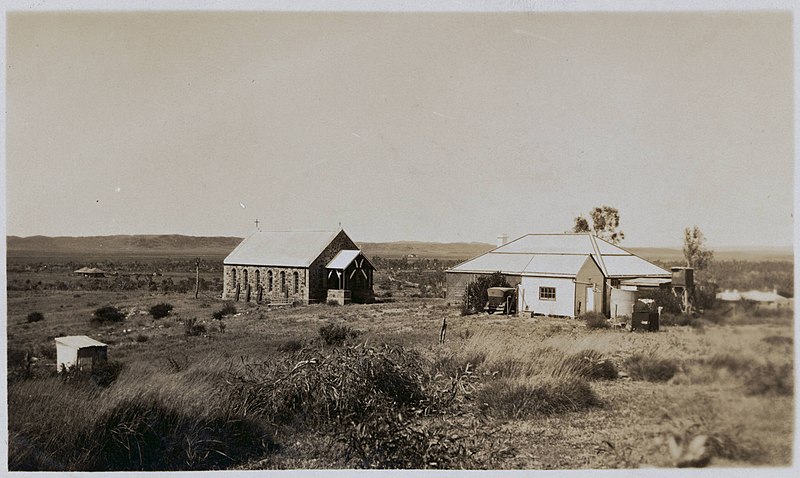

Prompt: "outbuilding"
[446,233,671,318]
[54,335,107,372]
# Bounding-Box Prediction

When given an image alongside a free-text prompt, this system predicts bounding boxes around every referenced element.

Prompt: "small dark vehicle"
[485,287,517,315]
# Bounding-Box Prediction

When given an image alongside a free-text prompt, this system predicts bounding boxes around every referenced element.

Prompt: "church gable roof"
[224,230,343,268]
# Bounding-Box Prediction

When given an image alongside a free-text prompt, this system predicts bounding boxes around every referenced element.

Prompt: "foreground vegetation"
[6,283,794,470]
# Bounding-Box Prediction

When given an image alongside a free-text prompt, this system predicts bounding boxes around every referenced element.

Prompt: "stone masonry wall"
[223,264,308,304]
[308,230,359,303]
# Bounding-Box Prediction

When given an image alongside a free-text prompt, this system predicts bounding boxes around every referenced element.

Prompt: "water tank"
[671,267,694,287]
[610,288,637,318]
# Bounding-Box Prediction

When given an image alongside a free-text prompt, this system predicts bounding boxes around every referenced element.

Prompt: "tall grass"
[8,362,274,471]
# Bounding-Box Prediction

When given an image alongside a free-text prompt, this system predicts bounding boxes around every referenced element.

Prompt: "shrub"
[581,312,609,329]
[564,350,618,380]
[212,303,237,320]
[762,335,793,346]
[623,353,679,382]
[184,318,206,337]
[461,272,510,315]
[91,360,124,387]
[702,353,755,373]
[92,306,125,324]
[477,376,601,418]
[326,299,341,306]
[149,303,173,319]
[277,339,304,353]
[26,312,45,323]
[318,323,362,346]
[433,351,487,377]
[660,313,692,326]
[743,362,793,396]
[135,334,149,343]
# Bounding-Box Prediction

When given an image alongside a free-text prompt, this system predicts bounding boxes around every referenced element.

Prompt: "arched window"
[280,271,286,292]
[267,270,273,291]
[293,272,299,293]
[231,268,237,287]
[243,269,248,285]
[255,270,260,287]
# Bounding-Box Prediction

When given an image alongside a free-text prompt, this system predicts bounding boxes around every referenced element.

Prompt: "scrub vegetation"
[6,253,794,470]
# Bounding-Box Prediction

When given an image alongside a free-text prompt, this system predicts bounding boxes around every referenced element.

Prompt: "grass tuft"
[623,353,679,382]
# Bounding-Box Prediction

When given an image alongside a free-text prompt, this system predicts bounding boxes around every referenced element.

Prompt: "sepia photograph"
[2,0,797,474]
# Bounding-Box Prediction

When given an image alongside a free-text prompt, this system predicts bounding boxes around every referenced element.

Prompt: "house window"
[280,271,286,292]
[539,287,556,300]
[231,268,237,287]
[267,271,273,291]
[255,270,260,287]
[243,269,248,286]
[294,272,300,293]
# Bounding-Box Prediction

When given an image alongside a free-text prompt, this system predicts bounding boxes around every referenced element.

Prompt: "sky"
[4,9,795,248]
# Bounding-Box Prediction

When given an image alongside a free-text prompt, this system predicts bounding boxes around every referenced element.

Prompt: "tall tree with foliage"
[572,206,625,244]
[683,226,714,270]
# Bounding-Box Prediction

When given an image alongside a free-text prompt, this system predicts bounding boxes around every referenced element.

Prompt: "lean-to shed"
[55,335,107,372]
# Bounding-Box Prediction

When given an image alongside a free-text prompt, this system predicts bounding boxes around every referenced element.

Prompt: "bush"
[91,306,125,324]
[91,360,124,387]
[135,334,149,343]
[461,272,510,315]
[580,312,609,329]
[762,335,793,346]
[277,339,304,353]
[318,323,362,346]
[26,312,45,323]
[564,350,618,380]
[184,318,206,337]
[743,362,793,396]
[623,353,679,382]
[477,376,601,418]
[660,313,692,326]
[212,303,237,320]
[326,299,341,306]
[149,303,173,319]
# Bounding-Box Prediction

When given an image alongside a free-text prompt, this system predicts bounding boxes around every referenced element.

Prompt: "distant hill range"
[6,235,793,263]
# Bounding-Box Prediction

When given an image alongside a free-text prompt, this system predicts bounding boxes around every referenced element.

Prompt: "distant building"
[446,233,671,318]
[717,288,792,310]
[73,267,107,277]
[222,229,375,304]
[55,335,107,372]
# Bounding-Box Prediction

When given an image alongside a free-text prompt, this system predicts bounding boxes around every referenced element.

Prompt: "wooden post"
[439,317,447,344]
[194,258,200,299]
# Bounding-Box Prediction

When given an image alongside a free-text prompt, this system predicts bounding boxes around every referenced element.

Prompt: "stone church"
[222,229,375,305]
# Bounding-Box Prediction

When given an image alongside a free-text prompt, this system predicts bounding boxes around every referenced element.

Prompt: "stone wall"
[307,230,359,303]
[223,265,308,304]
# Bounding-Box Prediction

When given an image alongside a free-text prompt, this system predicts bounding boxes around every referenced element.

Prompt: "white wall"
[518,276,576,317]
[56,343,78,371]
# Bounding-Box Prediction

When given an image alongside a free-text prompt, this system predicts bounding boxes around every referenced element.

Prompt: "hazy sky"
[5,10,794,247]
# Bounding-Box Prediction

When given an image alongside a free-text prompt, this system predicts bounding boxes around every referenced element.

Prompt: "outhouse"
[54,335,108,372]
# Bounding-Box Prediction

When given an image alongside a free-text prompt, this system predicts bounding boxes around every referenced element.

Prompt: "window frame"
[539,286,556,301]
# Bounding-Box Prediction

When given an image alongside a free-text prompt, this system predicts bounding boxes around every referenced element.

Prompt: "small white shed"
[55,335,108,372]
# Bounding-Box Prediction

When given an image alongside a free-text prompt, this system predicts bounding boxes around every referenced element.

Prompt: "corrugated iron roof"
[224,230,342,267]
[55,335,107,349]
[619,277,673,287]
[326,250,362,269]
[449,233,670,279]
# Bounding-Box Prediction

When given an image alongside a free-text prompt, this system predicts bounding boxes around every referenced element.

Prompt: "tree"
[683,226,714,271]
[572,206,625,244]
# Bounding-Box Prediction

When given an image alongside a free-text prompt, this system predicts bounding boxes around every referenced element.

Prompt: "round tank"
[610,288,637,318]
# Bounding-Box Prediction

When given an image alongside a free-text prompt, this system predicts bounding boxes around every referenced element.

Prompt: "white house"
[446,233,671,318]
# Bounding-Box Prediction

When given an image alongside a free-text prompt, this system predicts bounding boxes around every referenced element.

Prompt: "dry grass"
[5,284,795,470]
